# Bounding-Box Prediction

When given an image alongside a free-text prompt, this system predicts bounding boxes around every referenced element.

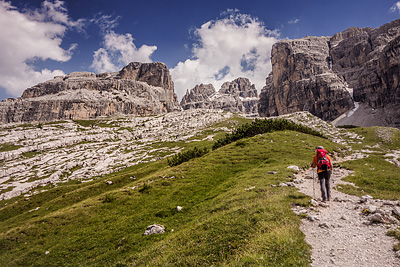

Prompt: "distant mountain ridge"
[0,62,181,123]
[180,77,258,114]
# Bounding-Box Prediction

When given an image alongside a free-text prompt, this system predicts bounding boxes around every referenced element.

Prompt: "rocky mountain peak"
[180,77,258,114]
[118,62,174,92]
[219,77,258,98]
[258,19,400,127]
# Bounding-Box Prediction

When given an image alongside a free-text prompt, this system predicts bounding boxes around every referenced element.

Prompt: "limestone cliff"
[0,62,181,123]
[180,77,258,114]
[259,19,400,126]
[258,36,354,121]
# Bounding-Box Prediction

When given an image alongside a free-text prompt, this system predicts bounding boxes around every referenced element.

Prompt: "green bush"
[167,147,209,166]
[213,118,325,150]
[337,125,359,129]
[102,194,116,203]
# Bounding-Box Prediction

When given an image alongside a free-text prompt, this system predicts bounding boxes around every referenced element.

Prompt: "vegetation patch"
[213,118,325,150]
[387,229,400,251]
[0,143,23,152]
[339,155,400,199]
[167,146,209,166]
[22,151,41,158]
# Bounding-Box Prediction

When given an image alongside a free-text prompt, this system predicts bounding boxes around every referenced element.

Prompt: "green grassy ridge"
[0,130,331,266]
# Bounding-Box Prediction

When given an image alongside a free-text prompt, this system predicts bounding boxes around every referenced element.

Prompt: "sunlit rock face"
[0,62,181,123]
[259,19,400,127]
[180,77,258,114]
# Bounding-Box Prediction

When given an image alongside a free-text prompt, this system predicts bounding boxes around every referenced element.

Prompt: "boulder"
[363,205,378,214]
[143,224,165,236]
[287,165,300,171]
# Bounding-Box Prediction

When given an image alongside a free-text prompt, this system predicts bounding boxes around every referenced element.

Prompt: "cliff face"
[0,62,181,123]
[180,77,258,114]
[259,19,400,126]
[258,36,354,121]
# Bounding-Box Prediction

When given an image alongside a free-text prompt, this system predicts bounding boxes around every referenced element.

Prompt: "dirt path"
[292,167,399,267]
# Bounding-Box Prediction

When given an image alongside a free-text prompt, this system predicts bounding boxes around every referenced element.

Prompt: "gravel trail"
[293,167,399,267]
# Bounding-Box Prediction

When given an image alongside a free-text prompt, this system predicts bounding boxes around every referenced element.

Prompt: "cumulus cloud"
[288,18,300,24]
[390,2,400,13]
[91,31,157,73]
[0,0,81,97]
[170,11,280,100]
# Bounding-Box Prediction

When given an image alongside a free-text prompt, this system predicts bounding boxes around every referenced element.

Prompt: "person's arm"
[311,155,317,168]
[328,155,333,172]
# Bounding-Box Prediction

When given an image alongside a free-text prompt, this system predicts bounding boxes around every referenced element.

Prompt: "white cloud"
[390,2,400,13]
[170,11,280,100]
[91,31,157,73]
[0,0,81,97]
[288,18,300,24]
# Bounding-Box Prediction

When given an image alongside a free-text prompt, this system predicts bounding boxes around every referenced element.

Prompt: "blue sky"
[1,0,399,101]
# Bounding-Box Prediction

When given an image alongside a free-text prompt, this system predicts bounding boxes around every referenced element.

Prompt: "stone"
[278,183,288,187]
[393,206,400,217]
[287,165,300,171]
[106,181,113,185]
[310,199,319,207]
[319,202,330,208]
[308,215,319,222]
[360,195,373,203]
[369,213,386,224]
[0,62,181,123]
[396,250,400,258]
[180,78,258,114]
[143,224,165,236]
[319,222,330,228]
[334,197,343,202]
[245,186,256,191]
[177,206,183,212]
[268,171,277,174]
[363,205,378,214]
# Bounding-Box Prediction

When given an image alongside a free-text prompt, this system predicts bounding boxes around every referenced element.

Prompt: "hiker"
[312,146,333,202]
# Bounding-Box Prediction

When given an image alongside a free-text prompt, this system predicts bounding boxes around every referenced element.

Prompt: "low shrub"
[102,194,116,203]
[337,125,359,129]
[213,118,325,150]
[167,147,209,166]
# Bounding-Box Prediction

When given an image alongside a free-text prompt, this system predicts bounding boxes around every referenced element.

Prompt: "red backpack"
[317,149,330,171]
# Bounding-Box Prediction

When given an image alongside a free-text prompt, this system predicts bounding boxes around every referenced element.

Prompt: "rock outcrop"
[0,62,181,123]
[180,84,216,110]
[259,19,400,126]
[258,36,354,121]
[180,77,258,114]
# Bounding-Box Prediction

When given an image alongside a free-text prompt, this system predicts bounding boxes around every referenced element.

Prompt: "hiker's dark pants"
[318,170,331,201]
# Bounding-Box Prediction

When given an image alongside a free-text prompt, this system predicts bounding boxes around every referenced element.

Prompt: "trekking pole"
[332,169,337,191]
[312,168,315,200]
